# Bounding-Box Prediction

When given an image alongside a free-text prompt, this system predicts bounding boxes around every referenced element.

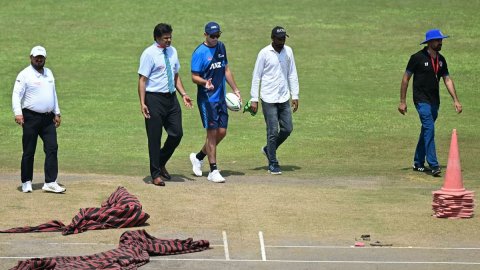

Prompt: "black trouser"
[21,109,58,183]
[145,92,183,179]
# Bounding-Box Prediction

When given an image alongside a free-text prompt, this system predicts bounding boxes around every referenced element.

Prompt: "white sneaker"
[207,170,225,183]
[42,181,66,193]
[22,181,33,193]
[190,153,204,176]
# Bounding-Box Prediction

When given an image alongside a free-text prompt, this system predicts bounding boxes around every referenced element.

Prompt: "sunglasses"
[209,33,221,39]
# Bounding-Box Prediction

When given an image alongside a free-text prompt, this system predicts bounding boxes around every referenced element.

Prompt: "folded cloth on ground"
[9,229,210,270]
[0,187,150,235]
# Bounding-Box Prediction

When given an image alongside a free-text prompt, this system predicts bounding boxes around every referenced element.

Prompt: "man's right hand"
[205,79,214,90]
[251,101,258,113]
[141,104,150,119]
[15,115,24,127]
[454,101,463,114]
[398,102,407,115]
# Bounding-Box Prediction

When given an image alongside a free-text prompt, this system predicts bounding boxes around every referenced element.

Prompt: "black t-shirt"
[406,47,449,105]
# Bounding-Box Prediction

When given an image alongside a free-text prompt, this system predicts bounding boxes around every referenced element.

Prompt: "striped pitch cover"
[1,187,149,235]
[9,229,210,269]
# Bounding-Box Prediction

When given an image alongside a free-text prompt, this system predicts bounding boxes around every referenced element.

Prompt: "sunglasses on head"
[209,33,221,39]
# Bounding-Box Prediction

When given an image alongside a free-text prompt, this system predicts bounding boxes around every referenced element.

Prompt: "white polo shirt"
[12,65,60,116]
[250,44,299,103]
[138,43,180,93]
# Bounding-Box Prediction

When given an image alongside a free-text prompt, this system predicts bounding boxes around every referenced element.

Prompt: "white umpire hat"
[30,46,47,57]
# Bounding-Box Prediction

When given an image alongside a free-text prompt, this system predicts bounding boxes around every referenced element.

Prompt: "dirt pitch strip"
[0,172,479,269]
[1,231,480,270]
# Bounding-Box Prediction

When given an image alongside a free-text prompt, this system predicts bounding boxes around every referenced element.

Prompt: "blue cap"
[205,22,221,35]
[420,29,449,44]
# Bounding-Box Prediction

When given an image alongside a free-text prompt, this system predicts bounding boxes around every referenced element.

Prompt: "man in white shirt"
[12,46,66,193]
[250,26,299,175]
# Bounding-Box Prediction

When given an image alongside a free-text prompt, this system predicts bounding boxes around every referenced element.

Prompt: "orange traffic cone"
[440,129,465,193]
[432,129,475,219]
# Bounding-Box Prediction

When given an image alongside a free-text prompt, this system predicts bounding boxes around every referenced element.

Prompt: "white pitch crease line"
[3,241,477,250]
[47,243,115,246]
[2,257,480,265]
[259,231,266,261]
[0,242,114,246]
[222,231,230,261]
[148,258,480,265]
[265,245,480,250]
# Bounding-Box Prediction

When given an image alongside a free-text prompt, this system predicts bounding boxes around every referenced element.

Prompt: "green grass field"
[1,0,480,252]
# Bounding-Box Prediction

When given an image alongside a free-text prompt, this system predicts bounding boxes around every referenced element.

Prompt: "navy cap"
[421,29,449,44]
[205,22,221,35]
[271,26,289,38]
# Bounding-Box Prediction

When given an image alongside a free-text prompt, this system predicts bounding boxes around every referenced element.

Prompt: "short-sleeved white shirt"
[138,43,180,93]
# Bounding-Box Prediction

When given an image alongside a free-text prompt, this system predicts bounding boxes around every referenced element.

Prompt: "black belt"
[146,91,176,97]
[23,109,53,115]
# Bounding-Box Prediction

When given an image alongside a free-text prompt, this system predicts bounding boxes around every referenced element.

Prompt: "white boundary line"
[222,230,230,261]
[258,231,266,261]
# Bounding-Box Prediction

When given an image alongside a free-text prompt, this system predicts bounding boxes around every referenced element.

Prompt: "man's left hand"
[54,115,61,128]
[292,99,299,113]
[454,101,463,113]
[234,90,242,104]
[183,95,193,108]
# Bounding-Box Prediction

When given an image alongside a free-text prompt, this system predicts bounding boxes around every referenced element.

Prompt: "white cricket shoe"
[207,170,225,183]
[42,181,66,193]
[22,181,33,193]
[190,153,204,176]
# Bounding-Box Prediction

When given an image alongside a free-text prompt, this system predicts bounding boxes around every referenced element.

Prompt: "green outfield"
[1,0,480,258]
[1,0,480,178]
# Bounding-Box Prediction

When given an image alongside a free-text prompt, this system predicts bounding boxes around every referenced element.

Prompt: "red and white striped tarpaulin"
[1,187,210,269]
[1,187,149,235]
[9,229,210,269]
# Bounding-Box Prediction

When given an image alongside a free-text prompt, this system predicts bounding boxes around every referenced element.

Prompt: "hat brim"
[273,34,289,38]
[420,35,449,44]
[206,31,221,35]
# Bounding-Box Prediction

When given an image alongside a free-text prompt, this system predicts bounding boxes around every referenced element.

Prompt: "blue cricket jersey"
[191,41,228,103]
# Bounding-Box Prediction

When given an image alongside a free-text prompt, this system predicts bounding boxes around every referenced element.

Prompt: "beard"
[31,61,45,72]
[273,43,284,51]
[433,44,442,51]
[32,62,44,69]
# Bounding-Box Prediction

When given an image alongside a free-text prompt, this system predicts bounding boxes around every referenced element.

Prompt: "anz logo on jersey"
[209,62,222,70]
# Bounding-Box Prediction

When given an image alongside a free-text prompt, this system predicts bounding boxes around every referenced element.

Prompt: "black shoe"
[160,166,171,180]
[152,177,165,186]
[268,164,282,175]
[431,167,441,177]
[412,164,426,172]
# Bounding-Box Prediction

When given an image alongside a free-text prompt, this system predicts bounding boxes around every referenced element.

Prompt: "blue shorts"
[198,100,228,129]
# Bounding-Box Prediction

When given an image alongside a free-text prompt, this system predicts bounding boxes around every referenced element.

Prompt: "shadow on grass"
[252,164,302,172]
[142,175,198,184]
[220,170,245,177]
[400,167,442,177]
